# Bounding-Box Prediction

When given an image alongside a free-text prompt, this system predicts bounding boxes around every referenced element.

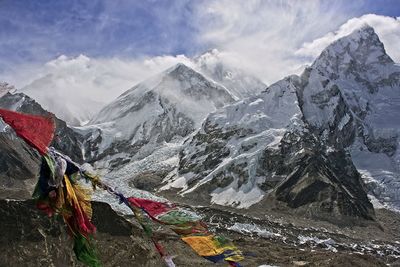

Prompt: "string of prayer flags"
[0,109,99,266]
[78,165,177,267]
[1,109,244,267]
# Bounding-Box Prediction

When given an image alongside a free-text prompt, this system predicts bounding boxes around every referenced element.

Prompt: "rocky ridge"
[161,25,399,222]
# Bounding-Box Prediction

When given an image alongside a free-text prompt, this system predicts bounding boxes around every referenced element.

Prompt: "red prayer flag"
[0,108,55,155]
[127,197,174,219]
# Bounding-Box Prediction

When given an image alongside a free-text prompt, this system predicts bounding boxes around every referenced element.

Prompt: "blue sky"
[1,0,399,125]
[359,0,400,17]
[1,0,399,68]
[0,0,399,89]
[0,0,203,71]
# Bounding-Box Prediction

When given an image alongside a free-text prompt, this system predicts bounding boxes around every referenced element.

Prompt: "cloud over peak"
[296,14,400,63]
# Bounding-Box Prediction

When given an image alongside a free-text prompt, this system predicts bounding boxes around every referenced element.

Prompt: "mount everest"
[19,50,266,126]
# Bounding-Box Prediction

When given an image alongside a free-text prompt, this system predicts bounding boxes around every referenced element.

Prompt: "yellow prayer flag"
[181,234,241,258]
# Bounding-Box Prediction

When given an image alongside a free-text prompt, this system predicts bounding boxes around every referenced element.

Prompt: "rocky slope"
[302,25,400,210]
[0,91,84,198]
[0,132,39,199]
[0,199,178,267]
[1,198,399,267]
[161,25,399,222]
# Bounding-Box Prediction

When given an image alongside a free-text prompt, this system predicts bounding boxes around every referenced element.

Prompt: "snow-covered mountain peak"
[352,24,382,39]
[301,24,400,130]
[297,25,400,211]
[168,61,194,70]
[312,25,394,78]
[193,48,222,65]
[163,63,232,95]
[92,63,234,125]
[81,63,236,163]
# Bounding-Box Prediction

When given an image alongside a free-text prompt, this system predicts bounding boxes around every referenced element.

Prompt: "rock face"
[303,25,400,210]
[0,199,164,266]
[271,131,374,224]
[162,25,400,221]
[0,134,40,199]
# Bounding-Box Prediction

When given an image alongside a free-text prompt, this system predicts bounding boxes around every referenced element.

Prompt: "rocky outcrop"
[0,199,164,267]
[270,131,375,224]
[0,134,40,199]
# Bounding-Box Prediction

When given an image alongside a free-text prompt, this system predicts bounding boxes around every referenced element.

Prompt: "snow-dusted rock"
[164,76,303,209]
[302,25,400,210]
[162,25,398,220]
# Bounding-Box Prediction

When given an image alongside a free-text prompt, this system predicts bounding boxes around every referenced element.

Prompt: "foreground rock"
[1,199,399,267]
[0,135,39,199]
[0,199,158,266]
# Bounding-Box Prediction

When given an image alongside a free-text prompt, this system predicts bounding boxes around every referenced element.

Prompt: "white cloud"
[195,1,400,84]
[22,54,192,103]
[15,54,193,124]
[3,1,400,125]
[195,0,353,84]
[296,14,400,62]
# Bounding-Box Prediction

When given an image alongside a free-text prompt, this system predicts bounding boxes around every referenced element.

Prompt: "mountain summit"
[193,49,267,99]
[313,25,394,80]
[79,63,235,165]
